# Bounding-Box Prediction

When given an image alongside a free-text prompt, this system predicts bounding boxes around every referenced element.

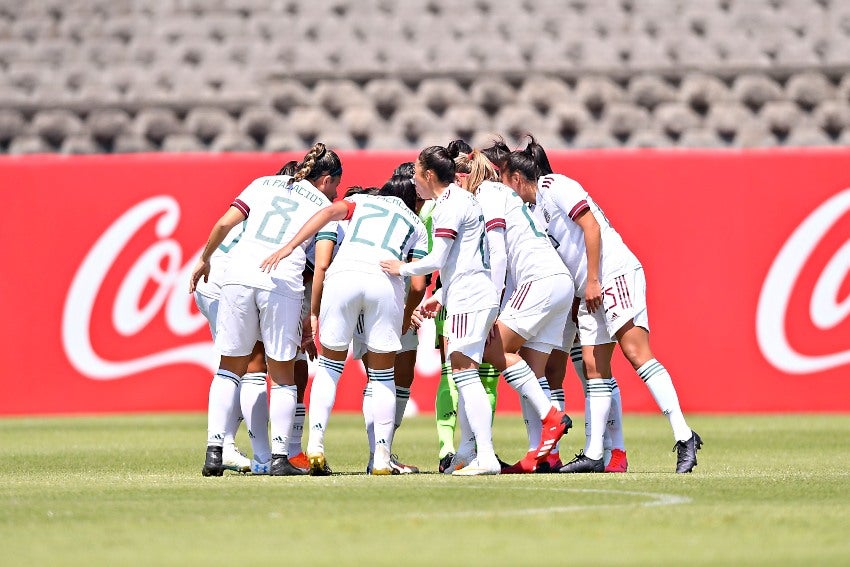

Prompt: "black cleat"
[438,452,455,474]
[202,445,224,477]
[495,454,512,472]
[270,454,308,476]
[674,430,703,473]
[558,451,604,473]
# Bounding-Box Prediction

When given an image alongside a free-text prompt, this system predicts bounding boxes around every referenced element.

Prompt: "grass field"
[1,412,848,566]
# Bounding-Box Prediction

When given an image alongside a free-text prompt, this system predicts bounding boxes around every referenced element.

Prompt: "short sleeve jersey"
[432,184,498,315]
[195,221,246,299]
[535,174,640,295]
[327,194,428,277]
[222,175,338,298]
[476,180,570,286]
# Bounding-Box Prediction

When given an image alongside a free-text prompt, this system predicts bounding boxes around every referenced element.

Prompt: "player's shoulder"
[540,173,586,193]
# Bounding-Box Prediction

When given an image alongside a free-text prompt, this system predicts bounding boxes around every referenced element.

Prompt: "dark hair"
[503,136,553,181]
[276,160,299,176]
[344,185,366,198]
[446,139,473,159]
[417,146,456,186]
[379,173,417,212]
[289,142,343,187]
[392,161,415,179]
[481,138,511,171]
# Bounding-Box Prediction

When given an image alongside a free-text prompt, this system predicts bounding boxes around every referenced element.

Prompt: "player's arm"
[485,224,507,301]
[190,206,246,293]
[573,209,602,313]
[260,200,349,272]
[310,238,335,329]
[381,235,452,276]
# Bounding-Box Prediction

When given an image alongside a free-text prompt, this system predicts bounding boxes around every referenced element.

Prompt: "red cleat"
[605,448,628,473]
[535,408,573,464]
[501,451,538,474]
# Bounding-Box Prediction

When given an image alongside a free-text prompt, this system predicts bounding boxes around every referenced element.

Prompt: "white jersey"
[194,221,247,299]
[432,184,498,315]
[476,180,570,285]
[327,193,428,277]
[535,173,640,295]
[221,175,338,298]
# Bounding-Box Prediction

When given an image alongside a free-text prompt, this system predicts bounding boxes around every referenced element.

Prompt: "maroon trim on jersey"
[510,281,533,309]
[541,176,553,188]
[485,218,506,231]
[568,200,589,220]
[342,199,356,221]
[451,313,468,338]
[615,274,633,308]
[434,228,458,239]
[231,199,250,217]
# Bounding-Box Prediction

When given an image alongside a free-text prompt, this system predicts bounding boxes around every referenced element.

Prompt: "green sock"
[479,363,500,419]
[435,361,458,458]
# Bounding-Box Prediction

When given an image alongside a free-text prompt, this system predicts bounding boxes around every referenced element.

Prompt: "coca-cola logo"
[756,188,850,374]
[62,196,213,379]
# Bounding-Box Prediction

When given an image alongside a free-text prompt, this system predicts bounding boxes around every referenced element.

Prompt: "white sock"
[395,386,410,430]
[586,378,612,460]
[207,369,240,447]
[240,371,269,461]
[537,377,552,401]
[454,368,494,457]
[362,382,375,455]
[224,374,246,446]
[369,367,396,453]
[520,395,542,452]
[270,384,297,457]
[550,388,565,411]
[569,343,584,385]
[306,356,345,454]
[638,359,691,442]
[607,377,625,451]
[503,360,550,419]
[288,402,306,456]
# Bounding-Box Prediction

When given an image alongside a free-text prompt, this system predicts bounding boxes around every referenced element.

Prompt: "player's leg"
[390,338,420,474]
[232,342,266,473]
[434,309,458,471]
[286,351,309,470]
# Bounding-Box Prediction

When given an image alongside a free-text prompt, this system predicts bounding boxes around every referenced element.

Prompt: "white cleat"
[443,447,477,475]
[251,457,271,475]
[389,454,420,474]
[371,445,395,476]
[222,445,251,473]
[452,455,502,476]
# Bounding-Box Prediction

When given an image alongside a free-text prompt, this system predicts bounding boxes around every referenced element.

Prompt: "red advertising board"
[1,149,848,416]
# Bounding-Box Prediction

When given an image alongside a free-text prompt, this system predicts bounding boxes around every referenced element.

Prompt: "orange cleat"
[501,451,538,474]
[288,452,310,470]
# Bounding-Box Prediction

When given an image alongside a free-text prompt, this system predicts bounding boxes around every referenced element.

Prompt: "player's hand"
[189,259,210,293]
[585,278,603,313]
[260,245,294,273]
[419,295,442,318]
[410,308,425,330]
[380,259,403,276]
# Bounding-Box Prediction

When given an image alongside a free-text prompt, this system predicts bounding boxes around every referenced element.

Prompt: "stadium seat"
[627,75,677,111]
[31,109,84,148]
[185,107,237,144]
[87,109,132,146]
[8,134,53,155]
[162,133,206,152]
[60,134,101,155]
[0,110,26,144]
[785,125,831,147]
[731,73,785,112]
[517,76,572,114]
[133,108,185,145]
[785,71,835,111]
[603,103,651,144]
[654,102,702,141]
[210,132,257,152]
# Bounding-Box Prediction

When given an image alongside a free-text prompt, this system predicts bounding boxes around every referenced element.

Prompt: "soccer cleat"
[443,447,476,474]
[438,452,455,473]
[558,451,605,473]
[307,452,333,476]
[270,454,308,476]
[535,408,573,464]
[288,452,310,470]
[222,445,251,473]
[502,450,538,474]
[605,449,629,473]
[201,445,224,477]
[389,454,420,474]
[251,457,271,475]
[452,455,502,476]
[536,452,564,474]
[674,430,703,473]
[371,445,395,475]
[496,454,512,471]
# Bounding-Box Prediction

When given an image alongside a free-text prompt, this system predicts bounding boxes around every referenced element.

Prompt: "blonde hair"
[454,149,498,194]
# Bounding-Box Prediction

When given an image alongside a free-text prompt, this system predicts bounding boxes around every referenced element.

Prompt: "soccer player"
[453,148,575,474]
[501,137,702,473]
[261,176,428,476]
[190,143,343,477]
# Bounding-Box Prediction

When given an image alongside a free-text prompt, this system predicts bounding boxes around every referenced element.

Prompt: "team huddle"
[189,138,702,477]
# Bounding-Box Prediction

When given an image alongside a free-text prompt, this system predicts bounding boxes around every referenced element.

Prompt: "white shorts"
[500,274,573,355]
[215,284,302,362]
[194,291,219,339]
[578,268,649,346]
[399,326,418,353]
[319,271,404,354]
[445,307,498,364]
[351,313,367,360]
